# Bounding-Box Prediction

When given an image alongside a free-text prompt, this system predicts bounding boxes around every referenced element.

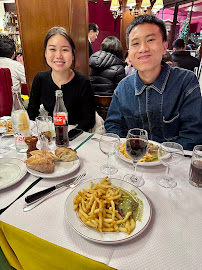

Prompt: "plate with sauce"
[117,140,162,166]
[65,178,152,244]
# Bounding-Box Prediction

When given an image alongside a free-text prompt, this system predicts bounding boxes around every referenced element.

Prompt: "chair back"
[21,83,29,95]
[94,95,112,120]
[0,68,13,117]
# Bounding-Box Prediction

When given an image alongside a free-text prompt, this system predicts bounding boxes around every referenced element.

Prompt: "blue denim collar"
[135,62,171,95]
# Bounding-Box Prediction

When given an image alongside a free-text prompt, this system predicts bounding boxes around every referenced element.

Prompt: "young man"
[0,36,26,90]
[172,38,200,72]
[105,15,202,150]
[88,23,99,57]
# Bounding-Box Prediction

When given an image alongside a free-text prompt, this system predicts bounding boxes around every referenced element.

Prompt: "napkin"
[0,221,114,270]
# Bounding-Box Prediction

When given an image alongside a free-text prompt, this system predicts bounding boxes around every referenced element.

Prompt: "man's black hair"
[88,23,99,33]
[126,14,167,49]
[172,38,185,50]
[0,36,16,58]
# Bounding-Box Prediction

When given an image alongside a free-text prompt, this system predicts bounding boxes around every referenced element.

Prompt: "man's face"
[89,30,99,42]
[128,23,168,75]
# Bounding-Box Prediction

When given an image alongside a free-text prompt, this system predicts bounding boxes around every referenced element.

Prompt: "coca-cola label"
[54,113,68,125]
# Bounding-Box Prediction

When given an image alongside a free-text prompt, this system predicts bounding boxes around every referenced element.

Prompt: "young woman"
[28,26,95,131]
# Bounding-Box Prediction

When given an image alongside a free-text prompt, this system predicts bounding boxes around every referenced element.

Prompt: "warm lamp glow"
[152,0,163,10]
[126,0,136,8]
[141,0,151,8]
[110,0,120,11]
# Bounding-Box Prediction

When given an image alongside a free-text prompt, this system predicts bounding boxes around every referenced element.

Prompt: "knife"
[25,172,86,204]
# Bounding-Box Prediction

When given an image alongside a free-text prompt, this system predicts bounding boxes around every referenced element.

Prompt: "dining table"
[0,125,202,270]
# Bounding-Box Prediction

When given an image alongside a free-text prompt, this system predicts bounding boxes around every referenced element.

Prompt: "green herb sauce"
[117,189,144,222]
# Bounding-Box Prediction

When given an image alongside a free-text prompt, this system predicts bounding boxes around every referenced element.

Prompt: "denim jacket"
[105,62,202,150]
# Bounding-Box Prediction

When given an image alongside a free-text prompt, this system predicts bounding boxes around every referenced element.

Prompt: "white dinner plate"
[117,140,161,167]
[65,178,152,244]
[0,158,27,190]
[27,157,80,178]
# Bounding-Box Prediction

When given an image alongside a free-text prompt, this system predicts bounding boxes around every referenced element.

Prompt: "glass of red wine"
[156,142,184,188]
[124,128,148,187]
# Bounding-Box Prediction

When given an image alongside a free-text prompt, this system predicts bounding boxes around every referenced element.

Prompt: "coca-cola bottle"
[53,90,69,147]
[11,88,31,152]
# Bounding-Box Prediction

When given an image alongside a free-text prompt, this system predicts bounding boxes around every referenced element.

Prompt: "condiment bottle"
[25,136,38,158]
[11,88,31,152]
[53,90,69,147]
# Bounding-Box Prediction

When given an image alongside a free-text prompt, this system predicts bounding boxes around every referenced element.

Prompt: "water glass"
[189,145,202,187]
[0,119,10,154]
[156,142,184,188]
[99,133,120,175]
[35,116,53,143]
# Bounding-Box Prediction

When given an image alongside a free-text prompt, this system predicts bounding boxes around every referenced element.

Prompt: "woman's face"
[45,34,74,72]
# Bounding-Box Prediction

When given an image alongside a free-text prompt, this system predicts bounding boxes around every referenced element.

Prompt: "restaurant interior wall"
[156,1,202,48]
[88,0,121,53]
[15,0,89,94]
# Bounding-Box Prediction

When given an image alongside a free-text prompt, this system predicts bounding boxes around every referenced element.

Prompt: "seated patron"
[0,36,26,90]
[105,15,202,150]
[28,26,95,132]
[125,51,135,76]
[172,38,200,72]
[162,51,174,65]
[89,36,125,96]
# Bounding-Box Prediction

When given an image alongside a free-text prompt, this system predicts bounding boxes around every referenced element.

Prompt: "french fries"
[119,142,159,162]
[0,120,13,134]
[73,177,136,235]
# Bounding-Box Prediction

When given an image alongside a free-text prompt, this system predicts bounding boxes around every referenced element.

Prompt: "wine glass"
[99,133,120,175]
[0,119,11,154]
[156,142,184,188]
[124,128,148,187]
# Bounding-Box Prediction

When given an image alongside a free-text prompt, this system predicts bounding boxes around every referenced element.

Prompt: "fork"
[23,172,86,212]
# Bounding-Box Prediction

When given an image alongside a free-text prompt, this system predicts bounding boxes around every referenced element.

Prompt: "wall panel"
[15,0,88,94]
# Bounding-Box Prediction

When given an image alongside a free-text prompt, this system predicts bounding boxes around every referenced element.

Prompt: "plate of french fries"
[0,117,13,135]
[65,177,152,244]
[0,117,35,136]
[117,140,161,166]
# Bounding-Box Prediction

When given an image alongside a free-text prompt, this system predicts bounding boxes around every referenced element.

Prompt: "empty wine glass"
[99,133,120,175]
[0,119,11,154]
[156,142,184,188]
[124,128,148,187]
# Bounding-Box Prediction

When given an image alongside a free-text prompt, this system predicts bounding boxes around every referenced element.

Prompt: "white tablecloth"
[0,132,202,270]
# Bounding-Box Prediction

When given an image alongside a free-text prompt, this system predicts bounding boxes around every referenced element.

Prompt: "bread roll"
[25,150,55,173]
[55,147,77,162]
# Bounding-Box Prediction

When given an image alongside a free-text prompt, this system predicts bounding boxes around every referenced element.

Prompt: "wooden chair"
[0,68,13,117]
[94,95,112,120]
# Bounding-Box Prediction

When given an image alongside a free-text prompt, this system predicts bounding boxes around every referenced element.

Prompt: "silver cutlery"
[23,171,86,212]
